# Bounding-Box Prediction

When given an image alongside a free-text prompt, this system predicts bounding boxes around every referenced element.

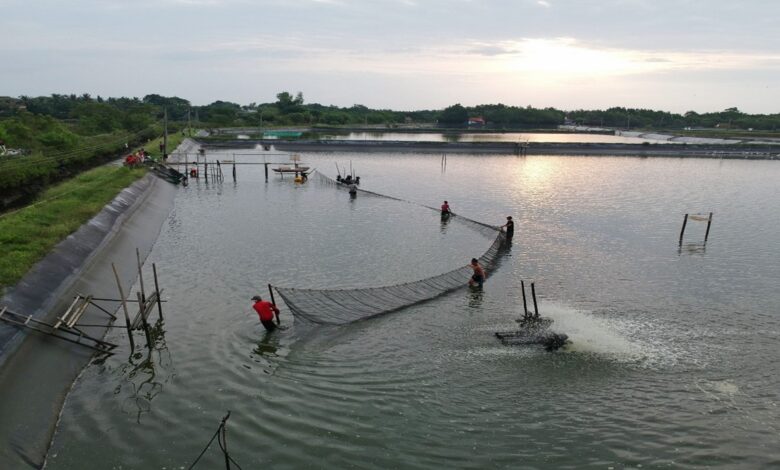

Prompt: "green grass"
[0,165,146,291]
[139,131,188,160]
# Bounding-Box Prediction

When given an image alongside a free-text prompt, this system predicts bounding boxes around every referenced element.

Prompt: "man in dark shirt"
[501,216,514,240]
[252,295,280,331]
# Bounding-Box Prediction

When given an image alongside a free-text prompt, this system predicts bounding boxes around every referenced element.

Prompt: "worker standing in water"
[501,216,514,241]
[468,258,486,288]
[252,295,280,331]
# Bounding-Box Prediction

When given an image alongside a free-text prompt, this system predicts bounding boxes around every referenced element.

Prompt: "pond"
[46,150,780,469]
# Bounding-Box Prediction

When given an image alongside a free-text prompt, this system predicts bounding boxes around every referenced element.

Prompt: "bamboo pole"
[268,284,277,306]
[678,213,689,246]
[704,212,713,244]
[137,291,153,352]
[520,280,529,319]
[531,282,540,318]
[152,263,163,321]
[111,263,135,351]
[136,248,146,303]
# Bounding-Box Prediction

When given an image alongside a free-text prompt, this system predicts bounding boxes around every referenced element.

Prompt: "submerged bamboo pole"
[520,280,529,318]
[704,212,713,244]
[136,248,146,303]
[678,213,689,246]
[531,282,540,318]
[152,263,163,322]
[111,263,135,351]
[137,291,153,352]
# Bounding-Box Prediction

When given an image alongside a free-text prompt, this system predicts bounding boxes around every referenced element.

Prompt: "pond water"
[314,131,672,144]
[46,149,780,469]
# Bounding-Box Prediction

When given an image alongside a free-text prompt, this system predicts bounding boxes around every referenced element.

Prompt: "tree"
[439,104,468,125]
[276,91,304,114]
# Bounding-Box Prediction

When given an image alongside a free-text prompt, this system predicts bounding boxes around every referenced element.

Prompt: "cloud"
[536,0,551,7]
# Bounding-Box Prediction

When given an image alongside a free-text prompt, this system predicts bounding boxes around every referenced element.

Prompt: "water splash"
[540,303,683,367]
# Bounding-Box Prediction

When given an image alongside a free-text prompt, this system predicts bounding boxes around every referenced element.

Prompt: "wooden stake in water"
[531,282,540,318]
[520,280,529,319]
[136,291,153,353]
[136,248,146,303]
[111,263,135,351]
[152,263,163,322]
[704,212,713,244]
[678,213,689,246]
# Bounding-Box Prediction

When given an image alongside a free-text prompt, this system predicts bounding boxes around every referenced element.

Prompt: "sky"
[1,0,778,113]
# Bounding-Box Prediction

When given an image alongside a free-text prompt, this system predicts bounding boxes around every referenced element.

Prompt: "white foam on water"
[539,303,684,367]
[696,379,740,399]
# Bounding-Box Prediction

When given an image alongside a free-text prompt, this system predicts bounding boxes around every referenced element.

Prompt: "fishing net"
[273,171,507,325]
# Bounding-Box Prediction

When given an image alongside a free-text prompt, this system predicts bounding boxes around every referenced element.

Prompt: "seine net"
[273,171,507,325]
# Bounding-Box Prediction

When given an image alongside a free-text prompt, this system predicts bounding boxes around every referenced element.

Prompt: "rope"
[188,411,243,470]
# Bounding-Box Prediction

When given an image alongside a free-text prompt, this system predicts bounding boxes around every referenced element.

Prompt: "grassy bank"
[0,165,146,291]
[139,131,189,159]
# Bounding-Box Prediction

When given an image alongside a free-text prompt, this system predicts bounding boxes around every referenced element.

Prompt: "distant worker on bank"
[441,200,451,215]
[501,216,514,240]
[252,295,280,331]
[468,258,486,288]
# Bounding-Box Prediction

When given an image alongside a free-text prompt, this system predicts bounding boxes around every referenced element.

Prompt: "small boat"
[273,154,310,175]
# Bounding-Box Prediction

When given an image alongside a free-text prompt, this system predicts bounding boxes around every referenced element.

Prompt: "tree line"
[3,93,780,141]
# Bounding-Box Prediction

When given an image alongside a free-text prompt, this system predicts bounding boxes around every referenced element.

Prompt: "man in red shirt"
[441,200,451,215]
[252,295,280,331]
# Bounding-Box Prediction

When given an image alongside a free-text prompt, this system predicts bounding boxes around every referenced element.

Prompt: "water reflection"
[439,212,451,233]
[252,330,280,357]
[115,319,172,423]
[467,287,484,308]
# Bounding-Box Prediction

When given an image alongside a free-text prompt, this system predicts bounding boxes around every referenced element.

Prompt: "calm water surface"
[46,150,780,469]
[316,131,672,144]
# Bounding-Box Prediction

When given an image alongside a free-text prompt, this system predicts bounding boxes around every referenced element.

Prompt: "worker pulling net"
[313,171,499,238]
[274,171,507,325]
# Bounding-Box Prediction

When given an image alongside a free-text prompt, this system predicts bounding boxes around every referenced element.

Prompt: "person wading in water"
[252,295,280,331]
[501,216,514,241]
[468,258,486,288]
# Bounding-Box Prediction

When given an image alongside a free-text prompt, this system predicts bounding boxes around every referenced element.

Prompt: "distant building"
[467,117,485,126]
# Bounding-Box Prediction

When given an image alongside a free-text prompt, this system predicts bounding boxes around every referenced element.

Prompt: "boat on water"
[273,154,310,175]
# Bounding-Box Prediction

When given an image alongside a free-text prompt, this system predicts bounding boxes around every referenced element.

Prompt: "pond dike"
[0,156,182,467]
[201,139,780,159]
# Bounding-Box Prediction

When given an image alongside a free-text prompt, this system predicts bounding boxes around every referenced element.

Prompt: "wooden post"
[163,108,168,158]
[136,248,146,303]
[204,160,209,182]
[137,291,153,352]
[152,263,163,321]
[221,412,232,470]
[520,280,529,318]
[268,284,277,306]
[232,154,236,181]
[704,212,713,244]
[678,213,689,246]
[264,163,269,181]
[531,282,540,318]
[111,263,135,351]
